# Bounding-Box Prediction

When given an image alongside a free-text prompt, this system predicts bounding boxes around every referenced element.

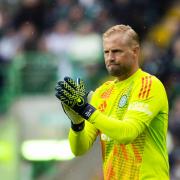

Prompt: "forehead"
[103,32,129,49]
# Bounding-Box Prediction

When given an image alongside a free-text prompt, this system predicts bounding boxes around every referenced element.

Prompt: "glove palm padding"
[62,103,84,125]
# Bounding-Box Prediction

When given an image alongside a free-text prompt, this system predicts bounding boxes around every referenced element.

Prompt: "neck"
[117,66,139,81]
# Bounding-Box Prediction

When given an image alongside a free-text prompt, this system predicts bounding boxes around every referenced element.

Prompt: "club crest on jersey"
[119,95,128,108]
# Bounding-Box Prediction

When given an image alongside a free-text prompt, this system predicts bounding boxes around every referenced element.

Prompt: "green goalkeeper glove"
[55,77,96,120]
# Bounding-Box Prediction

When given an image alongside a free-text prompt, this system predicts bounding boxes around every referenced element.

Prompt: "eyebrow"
[104,49,123,53]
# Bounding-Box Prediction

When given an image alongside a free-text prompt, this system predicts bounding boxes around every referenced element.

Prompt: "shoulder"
[90,80,115,104]
[94,80,115,93]
[136,70,164,88]
[134,70,166,99]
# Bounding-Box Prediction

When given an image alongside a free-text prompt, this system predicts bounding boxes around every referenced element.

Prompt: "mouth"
[107,64,119,67]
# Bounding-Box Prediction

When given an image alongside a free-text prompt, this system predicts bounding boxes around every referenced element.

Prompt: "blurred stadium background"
[0,0,180,179]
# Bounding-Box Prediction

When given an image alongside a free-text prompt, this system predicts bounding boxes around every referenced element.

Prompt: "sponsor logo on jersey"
[128,102,152,116]
[119,95,128,108]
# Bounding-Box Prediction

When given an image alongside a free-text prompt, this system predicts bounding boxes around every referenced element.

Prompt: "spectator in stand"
[12,0,46,34]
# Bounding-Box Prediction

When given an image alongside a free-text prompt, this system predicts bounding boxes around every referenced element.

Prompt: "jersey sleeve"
[68,90,99,156]
[88,76,168,144]
[125,76,168,126]
[69,120,99,156]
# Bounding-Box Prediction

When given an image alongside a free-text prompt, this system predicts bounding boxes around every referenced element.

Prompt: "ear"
[132,46,140,58]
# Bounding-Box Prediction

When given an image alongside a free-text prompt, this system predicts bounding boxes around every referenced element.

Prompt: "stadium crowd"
[0,0,180,179]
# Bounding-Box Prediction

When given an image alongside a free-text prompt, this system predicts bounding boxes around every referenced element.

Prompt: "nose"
[107,51,115,62]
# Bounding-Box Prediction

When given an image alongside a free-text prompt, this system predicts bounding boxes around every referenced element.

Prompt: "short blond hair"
[103,24,140,46]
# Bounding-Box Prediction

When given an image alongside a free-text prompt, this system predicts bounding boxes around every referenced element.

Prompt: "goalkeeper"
[55,24,169,179]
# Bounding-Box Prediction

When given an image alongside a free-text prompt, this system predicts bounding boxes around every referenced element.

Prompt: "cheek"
[104,55,110,64]
[126,56,134,66]
[104,59,108,68]
[103,53,107,60]
[104,58,108,67]
[123,52,133,61]
[116,54,126,63]
[116,55,132,67]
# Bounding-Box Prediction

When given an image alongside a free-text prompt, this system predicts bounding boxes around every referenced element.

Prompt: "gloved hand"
[62,103,85,125]
[55,77,96,120]
[61,103,85,131]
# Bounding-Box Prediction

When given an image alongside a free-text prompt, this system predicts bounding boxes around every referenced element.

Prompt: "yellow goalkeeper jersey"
[69,69,169,180]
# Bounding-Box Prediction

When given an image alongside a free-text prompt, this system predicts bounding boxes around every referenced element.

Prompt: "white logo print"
[128,102,152,116]
[101,133,111,141]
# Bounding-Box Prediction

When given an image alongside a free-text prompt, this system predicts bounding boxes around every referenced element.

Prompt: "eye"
[104,50,109,54]
[112,49,123,54]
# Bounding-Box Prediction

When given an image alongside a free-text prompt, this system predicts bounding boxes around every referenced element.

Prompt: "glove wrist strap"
[80,104,96,120]
[71,121,85,132]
